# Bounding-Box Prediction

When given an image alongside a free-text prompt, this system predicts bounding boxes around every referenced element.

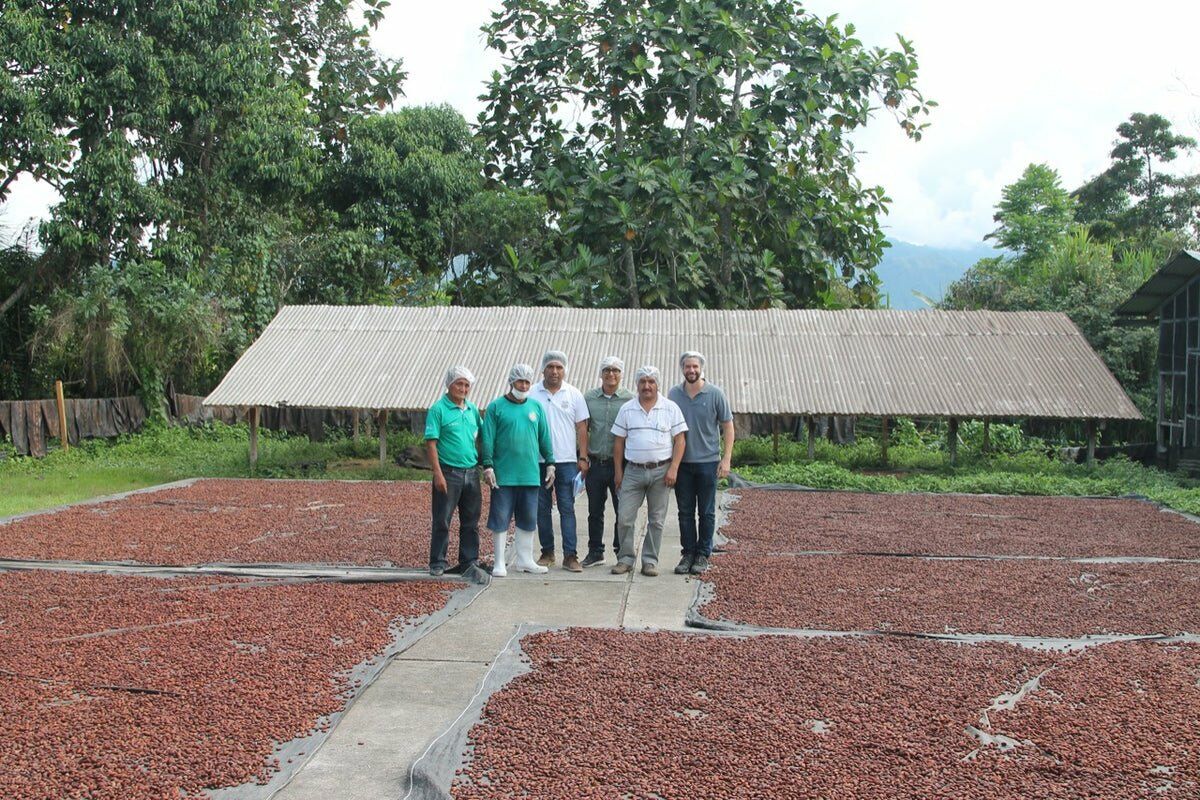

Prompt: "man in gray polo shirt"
[668,351,734,575]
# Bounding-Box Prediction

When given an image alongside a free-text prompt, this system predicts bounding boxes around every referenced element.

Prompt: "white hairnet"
[508,363,535,384]
[599,356,625,374]
[679,351,706,369]
[541,350,568,371]
[635,365,661,385]
[443,365,476,389]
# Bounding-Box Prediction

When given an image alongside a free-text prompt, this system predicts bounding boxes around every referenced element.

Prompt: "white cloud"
[811,0,1200,246]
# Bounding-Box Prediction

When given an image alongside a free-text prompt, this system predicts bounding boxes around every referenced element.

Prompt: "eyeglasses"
[601,367,621,373]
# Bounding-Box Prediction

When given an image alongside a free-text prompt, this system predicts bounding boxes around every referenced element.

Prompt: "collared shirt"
[481,395,554,486]
[611,394,688,463]
[531,380,590,463]
[423,394,482,469]
[584,385,634,459]
[668,381,733,463]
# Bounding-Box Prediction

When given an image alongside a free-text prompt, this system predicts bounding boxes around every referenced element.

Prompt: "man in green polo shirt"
[424,365,483,577]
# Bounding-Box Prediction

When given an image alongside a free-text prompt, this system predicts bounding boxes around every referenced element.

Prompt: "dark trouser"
[676,460,719,558]
[585,458,620,556]
[430,467,482,570]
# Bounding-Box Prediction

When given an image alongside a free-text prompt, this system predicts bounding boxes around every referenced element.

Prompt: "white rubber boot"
[491,531,507,577]
[513,528,548,574]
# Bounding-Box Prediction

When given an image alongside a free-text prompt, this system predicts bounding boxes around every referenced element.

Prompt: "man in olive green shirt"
[581,356,634,566]
[424,366,483,577]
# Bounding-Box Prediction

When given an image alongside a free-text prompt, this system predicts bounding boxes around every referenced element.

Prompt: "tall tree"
[1,0,404,403]
[1074,113,1200,243]
[477,0,933,309]
[986,163,1074,266]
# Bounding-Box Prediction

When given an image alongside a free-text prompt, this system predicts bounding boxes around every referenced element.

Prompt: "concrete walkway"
[276,504,699,800]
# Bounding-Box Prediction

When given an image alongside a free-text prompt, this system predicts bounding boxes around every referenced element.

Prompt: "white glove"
[483,468,499,488]
[543,464,556,488]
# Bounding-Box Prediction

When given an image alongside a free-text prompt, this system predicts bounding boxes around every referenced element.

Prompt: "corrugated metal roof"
[203,306,1142,419]
[1115,250,1200,319]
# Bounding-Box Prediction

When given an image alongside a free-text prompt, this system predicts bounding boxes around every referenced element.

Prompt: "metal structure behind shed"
[1115,250,1200,469]
[204,305,1142,467]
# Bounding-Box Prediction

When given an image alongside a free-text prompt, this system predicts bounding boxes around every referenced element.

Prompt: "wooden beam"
[880,416,889,464]
[54,380,69,452]
[807,416,816,460]
[1086,419,1097,466]
[772,416,780,462]
[352,410,360,442]
[982,419,991,455]
[248,406,259,468]
[378,410,388,467]
[947,417,959,467]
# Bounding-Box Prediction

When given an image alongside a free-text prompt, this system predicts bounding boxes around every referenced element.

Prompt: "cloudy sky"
[7,1,1200,249]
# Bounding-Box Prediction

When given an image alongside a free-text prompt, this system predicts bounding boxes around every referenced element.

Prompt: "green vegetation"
[731,433,1200,516]
[0,423,428,517]
[940,112,1200,439]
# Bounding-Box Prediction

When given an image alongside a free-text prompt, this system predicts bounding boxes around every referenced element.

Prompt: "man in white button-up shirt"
[610,365,687,577]
[530,350,590,573]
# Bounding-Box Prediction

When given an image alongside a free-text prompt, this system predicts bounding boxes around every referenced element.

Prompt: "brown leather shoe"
[562,554,583,573]
[611,562,633,575]
[641,563,659,577]
[537,551,555,567]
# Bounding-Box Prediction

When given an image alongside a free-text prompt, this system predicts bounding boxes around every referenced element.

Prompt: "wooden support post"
[982,419,991,455]
[947,417,959,467]
[880,416,889,464]
[248,406,259,468]
[807,416,816,460]
[1086,419,1097,466]
[772,416,780,462]
[352,410,360,442]
[378,410,388,467]
[55,380,69,452]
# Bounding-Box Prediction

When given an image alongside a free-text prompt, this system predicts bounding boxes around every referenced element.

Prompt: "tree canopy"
[1074,112,1200,244]
[477,0,933,309]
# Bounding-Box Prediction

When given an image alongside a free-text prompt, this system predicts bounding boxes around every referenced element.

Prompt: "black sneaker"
[673,554,694,574]
[429,566,445,577]
[581,552,606,567]
[689,555,710,574]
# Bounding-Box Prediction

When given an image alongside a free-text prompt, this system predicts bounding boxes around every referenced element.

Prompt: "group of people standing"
[423,351,734,580]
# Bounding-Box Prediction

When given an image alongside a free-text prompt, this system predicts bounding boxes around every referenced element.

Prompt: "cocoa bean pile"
[724,489,1200,558]
[701,490,1200,635]
[452,629,1199,798]
[0,479,489,567]
[704,553,1200,636]
[0,571,456,799]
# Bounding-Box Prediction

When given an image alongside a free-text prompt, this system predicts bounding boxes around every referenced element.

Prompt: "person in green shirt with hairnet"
[481,363,555,576]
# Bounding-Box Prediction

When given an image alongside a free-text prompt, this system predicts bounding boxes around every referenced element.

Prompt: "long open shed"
[204,305,1141,464]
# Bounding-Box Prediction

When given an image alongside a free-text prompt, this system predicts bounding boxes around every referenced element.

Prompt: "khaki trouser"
[616,462,671,567]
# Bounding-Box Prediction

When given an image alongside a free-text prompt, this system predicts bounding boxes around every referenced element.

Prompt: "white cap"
[599,356,625,374]
[508,363,535,384]
[541,350,568,371]
[635,365,661,385]
[444,365,476,389]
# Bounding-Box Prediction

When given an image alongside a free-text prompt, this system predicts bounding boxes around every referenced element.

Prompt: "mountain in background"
[874,239,1000,309]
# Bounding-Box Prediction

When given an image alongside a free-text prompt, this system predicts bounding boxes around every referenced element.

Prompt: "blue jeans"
[538,462,579,556]
[676,460,719,557]
[486,485,540,533]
